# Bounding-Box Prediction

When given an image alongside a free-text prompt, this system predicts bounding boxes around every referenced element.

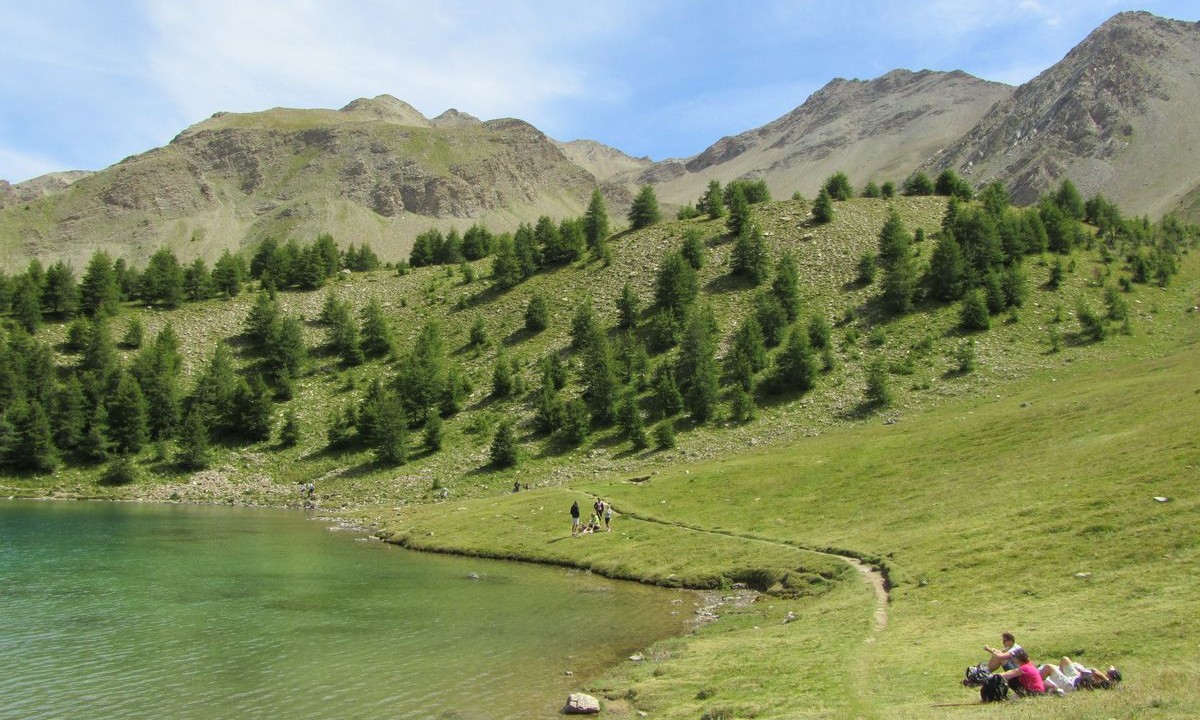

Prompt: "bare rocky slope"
[640,69,1014,206]
[921,11,1200,217]
[2,11,1198,270]
[0,96,604,269]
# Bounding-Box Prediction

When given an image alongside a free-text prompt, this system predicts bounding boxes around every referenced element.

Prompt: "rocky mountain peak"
[339,95,431,127]
[431,109,483,128]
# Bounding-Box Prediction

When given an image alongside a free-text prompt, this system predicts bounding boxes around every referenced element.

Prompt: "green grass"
[4,194,1199,717]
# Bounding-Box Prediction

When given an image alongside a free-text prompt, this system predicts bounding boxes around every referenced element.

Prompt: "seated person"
[984,632,1023,672]
[998,648,1046,695]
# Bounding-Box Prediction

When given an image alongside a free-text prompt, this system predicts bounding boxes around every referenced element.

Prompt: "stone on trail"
[564,692,601,714]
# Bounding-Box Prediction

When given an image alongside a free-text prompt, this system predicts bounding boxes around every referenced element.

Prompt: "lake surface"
[0,500,693,719]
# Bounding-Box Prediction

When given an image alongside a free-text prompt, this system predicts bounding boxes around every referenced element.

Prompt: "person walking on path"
[603,502,613,532]
[570,500,581,536]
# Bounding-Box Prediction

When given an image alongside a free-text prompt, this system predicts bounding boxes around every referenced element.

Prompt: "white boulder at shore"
[563,692,600,714]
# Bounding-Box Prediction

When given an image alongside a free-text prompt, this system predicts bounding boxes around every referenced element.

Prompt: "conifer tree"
[108,372,149,454]
[701,179,726,219]
[769,325,818,395]
[579,328,618,425]
[618,392,648,449]
[191,342,239,434]
[212,250,245,297]
[80,250,121,317]
[231,374,273,442]
[359,298,395,358]
[396,321,447,425]
[678,305,719,424]
[175,405,211,470]
[491,234,523,289]
[628,185,661,230]
[926,231,967,301]
[141,247,185,307]
[616,282,640,331]
[489,419,519,468]
[726,183,751,237]
[372,391,409,465]
[753,291,789,348]
[651,362,683,419]
[513,223,541,279]
[266,314,308,383]
[681,228,707,270]
[50,376,87,452]
[183,257,213,301]
[462,224,494,261]
[582,188,610,256]
[245,290,281,350]
[731,223,770,285]
[725,316,768,391]
[524,291,549,333]
[422,412,443,452]
[823,172,854,201]
[655,251,698,322]
[771,252,802,321]
[959,289,991,331]
[491,351,516,399]
[42,260,79,318]
[11,275,43,333]
[278,408,301,448]
[864,360,892,407]
[812,187,834,224]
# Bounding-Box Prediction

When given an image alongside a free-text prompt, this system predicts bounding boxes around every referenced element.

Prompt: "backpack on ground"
[963,663,990,687]
[980,673,1009,703]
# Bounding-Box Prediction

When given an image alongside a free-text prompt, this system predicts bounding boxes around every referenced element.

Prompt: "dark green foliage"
[524,292,549,333]
[491,234,523,290]
[725,179,771,205]
[468,316,487,350]
[78,404,111,463]
[80,318,120,398]
[935,169,973,200]
[1048,257,1066,289]
[489,419,519,468]
[861,181,881,199]
[245,291,281,350]
[700,180,725,219]
[191,342,239,435]
[880,181,896,199]
[50,376,87,452]
[1105,285,1129,322]
[618,392,648,449]
[176,405,211,470]
[183,258,213,302]
[823,172,854,201]
[753,291,789,348]
[343,242,382,271]
[569,297,598,352]
[808,314,832,350]
[42,260,79,318]
[1076,300,1108,342]
[131,339,182,441]
[359,298,395,358]
[433,229,464,266]
[731,224,770,285]
[557,398,590,446]
[812,187,834,224]
[725,316,767,391]
[903,172,934,196]
[769,326,818,395]
[326,299,363,366]
[580,328,618,425]
[655,251,699,321]
[864,360,892,407]
[231,374,274,442]
[651,362,683,419]
[728,387,756,423]
[678,306,720,423]
[616,282,641,331]
[278,408,301,448]
[371,391,409,465]
[955,340,976,374]
[4,399,57,472]
[409,229,441,268]
[1054,179,1086,220]
[979,181,1009,217]
[532,381,561,435]
[876,209,912,268]
[101,453,139,486]
[266,314,308,384]
[881,221,917,315]
[616,331,650,388]
[11,275,42,333]
[653,421,676,450]
[645,310,679,352]
[983,271,1006,314]
[726,183,752,237]
[121,318,144,350]
[80,251,121,317]
[772,252,801,321]
[959,289,991,331]
[140,247,185,307]
[108,372,149,454]
[1002,262,1029,308]
[857,251,877,285]
[212,250,246,297]
[513,223,542,279]
[582,189,610,257]
[462,225,494,261]
[395,321,449,426]
[423,412,443,452]
[926,231,966,301]
[325,403,357,448]
[491,351,516,399]
[628,185,661,230]
[676,203,700,221]
[535,215,567,264]
[681,228,707,270]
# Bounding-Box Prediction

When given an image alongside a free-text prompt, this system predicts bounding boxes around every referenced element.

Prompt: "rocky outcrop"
[924,11,1200,217]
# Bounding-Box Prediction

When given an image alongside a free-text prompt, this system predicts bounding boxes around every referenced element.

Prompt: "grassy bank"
[370,263,1199,718]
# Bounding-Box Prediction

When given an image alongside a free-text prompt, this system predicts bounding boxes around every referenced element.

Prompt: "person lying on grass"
[1040,657,1122,693]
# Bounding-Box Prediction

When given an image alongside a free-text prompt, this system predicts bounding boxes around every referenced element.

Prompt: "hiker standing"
[570,500,581,536]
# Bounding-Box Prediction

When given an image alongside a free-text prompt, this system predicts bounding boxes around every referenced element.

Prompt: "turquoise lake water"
[0,500,693,719]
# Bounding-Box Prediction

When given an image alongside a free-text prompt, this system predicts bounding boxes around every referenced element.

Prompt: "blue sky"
[1,1,1196,183]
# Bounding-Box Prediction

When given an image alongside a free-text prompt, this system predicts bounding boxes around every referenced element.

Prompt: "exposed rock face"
[924,12,1200,217]
[645,69,1013,205]
[0,171,91,209]
[0,100,600,268]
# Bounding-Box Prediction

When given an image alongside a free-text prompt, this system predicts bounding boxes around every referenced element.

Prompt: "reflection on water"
[0,500,692,720]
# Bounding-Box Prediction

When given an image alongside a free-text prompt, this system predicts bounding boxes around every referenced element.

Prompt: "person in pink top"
[998,648,1046,695]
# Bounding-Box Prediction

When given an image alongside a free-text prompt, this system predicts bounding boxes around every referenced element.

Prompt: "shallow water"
[0,500,692,719]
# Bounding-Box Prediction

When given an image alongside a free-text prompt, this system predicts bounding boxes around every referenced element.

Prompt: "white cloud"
[143,0,636,127]
[0,145,64,184]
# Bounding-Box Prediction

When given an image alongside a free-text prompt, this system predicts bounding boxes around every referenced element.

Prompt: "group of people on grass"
[977,631,1121,697]
[569,499,613,536]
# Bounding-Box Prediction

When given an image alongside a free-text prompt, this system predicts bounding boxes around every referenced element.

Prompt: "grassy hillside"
[4,192,1197,717]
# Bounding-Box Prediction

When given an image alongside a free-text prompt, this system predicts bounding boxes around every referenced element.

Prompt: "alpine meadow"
[2,8,1199,720]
